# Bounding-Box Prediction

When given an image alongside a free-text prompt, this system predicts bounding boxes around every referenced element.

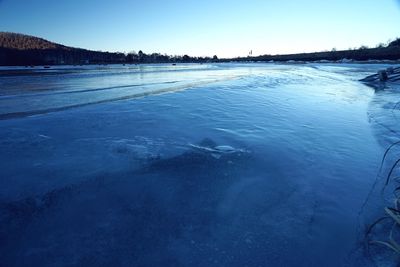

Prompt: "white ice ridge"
[188,143,249,159]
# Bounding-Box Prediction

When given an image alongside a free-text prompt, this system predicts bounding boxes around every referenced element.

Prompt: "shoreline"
[0,60,400,68]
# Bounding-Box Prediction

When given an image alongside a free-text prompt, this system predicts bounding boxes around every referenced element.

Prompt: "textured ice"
[0,63,398,266]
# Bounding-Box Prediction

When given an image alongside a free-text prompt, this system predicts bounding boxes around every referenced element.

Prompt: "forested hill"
[0,32,217,66]
[0,32,126,65]
[0,32,67,50]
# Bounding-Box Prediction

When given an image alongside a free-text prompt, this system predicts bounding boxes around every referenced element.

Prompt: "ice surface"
[0,63,398,266]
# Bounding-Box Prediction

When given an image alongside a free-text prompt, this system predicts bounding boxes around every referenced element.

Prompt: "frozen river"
[0,63,399,266]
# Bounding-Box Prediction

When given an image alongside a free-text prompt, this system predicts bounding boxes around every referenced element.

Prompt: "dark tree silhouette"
[389,38,400,47]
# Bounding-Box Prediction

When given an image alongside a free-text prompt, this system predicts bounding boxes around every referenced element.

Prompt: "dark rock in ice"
[360,66,400,88]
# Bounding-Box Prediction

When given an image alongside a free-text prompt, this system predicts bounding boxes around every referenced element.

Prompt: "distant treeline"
[0,32,218,66]
[0,47,128,66]
[227,39,400,62]
[0,47,218,66]
[125,51,218,64]
[1,32,400,66]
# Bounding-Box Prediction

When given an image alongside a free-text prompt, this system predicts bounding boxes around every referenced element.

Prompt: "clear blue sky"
[0,0,399,58]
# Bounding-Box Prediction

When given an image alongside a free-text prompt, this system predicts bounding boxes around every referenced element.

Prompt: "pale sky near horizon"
[0,0,399,58]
